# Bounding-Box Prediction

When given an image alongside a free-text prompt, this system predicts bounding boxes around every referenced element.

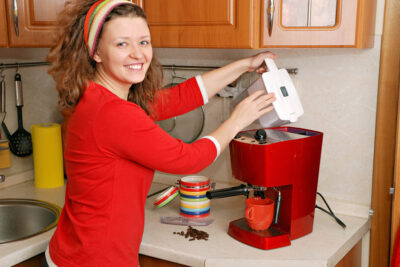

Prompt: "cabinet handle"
[13,0,19,37]
[267,0,275,36]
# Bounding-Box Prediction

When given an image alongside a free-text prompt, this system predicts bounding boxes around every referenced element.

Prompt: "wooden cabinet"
[0,0,377,48]
[335,240,362,267]
[144,0,376,48]
[260,0,377,48]
[4,0,66,47]
[143,0,260,48]
[1,0,260,49]
[0,0,8,47]
[10,244,362,267]
[12,253,44,267]
[139,254,187,267]
[0,0,142,48]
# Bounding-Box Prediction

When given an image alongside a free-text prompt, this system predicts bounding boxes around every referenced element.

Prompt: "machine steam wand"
[273,187,282,224]
[206,184,267,199]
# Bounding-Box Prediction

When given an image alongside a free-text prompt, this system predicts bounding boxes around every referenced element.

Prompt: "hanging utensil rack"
[0,61,298,75]
[0,62,49,70]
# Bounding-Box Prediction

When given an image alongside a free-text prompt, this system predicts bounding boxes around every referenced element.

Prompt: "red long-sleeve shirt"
[48,77,218,266]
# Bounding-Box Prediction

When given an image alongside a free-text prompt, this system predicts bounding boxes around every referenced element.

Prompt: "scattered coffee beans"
[173,226,209,241]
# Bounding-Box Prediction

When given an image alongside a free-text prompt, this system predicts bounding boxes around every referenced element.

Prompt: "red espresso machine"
[207,126,323,250]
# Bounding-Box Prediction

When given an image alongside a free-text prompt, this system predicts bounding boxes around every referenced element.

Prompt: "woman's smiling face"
[93,16,153,90]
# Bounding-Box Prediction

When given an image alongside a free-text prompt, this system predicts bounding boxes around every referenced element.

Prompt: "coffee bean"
[173,226,209,241]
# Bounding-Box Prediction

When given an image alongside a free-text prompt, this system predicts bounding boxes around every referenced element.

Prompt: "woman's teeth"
[126,64,142,70]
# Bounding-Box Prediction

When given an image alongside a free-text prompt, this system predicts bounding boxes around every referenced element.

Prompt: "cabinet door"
[261,0,376,48]
[4,0,143,48]
[5,0,66,47]
[0,0,8,47]
[143,0,259,48]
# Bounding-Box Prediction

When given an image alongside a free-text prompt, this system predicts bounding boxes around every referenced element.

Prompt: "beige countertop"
[0,179,370,267]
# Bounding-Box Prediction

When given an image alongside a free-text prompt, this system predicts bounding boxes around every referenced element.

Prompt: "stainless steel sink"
[0,199,61,244]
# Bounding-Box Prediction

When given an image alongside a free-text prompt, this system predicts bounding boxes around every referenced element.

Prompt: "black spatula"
[8,73,32,157]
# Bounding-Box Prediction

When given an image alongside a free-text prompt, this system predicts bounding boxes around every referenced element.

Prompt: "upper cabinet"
[261,0,377,48]
[0,0,9,47]
[0,0,142,48]
[144,0,376,48]
[4,0,67,47]
[0,0,377,49]
[143,0,259,48]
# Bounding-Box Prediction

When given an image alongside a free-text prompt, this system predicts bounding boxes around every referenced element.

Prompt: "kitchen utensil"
[179,194,207,201]
[179,188,209,196]
[247,58,303,127]
[180,206,210,217]
[206,127,323,250]
[168,106,205,143]
[181,202,210,210]
[179,176,210,218]
[245,197,274,231]
[156,81,205,143]
[0,74,5,124]
[8,73,32,157]
[153,186,179,208]
[157,116,176,132]
[180,185,211,192]
[0,75,14,155]
[160,216,214,226]
[180,199,210,207]
[180,175,210,187]
[147,185,171,199]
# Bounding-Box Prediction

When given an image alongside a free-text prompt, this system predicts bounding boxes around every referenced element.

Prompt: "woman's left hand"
[247,51,277,73]
[201,51,277,100]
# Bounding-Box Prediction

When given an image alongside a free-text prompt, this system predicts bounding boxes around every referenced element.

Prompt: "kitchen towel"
[31,123,64,188]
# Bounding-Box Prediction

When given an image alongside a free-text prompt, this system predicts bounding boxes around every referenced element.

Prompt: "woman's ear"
[93,51,102,63]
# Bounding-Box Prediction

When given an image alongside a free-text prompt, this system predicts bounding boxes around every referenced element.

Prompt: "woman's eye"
[140,40,150,45]
[117,42,127,47]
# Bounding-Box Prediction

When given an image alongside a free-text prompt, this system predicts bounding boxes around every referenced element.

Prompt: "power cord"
[315,192,346,229]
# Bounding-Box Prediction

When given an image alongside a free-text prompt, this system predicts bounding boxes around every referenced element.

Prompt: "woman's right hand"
[207,90,275,157]
[228,90,276,133]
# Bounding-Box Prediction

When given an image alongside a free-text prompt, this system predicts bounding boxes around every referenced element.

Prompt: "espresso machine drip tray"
[228,218,290,250]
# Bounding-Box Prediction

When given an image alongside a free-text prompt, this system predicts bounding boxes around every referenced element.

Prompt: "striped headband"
[84,0,136,58]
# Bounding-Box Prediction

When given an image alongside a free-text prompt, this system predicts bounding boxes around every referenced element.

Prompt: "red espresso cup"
[245,197,275,231]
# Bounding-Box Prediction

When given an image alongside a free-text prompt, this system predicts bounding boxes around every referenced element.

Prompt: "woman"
[45,0,276,266]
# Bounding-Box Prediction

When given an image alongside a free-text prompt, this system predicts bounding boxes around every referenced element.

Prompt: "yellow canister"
[0,140,11,168]
[31,123,64,188]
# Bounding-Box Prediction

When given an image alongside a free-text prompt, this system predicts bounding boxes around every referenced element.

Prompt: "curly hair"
[47,0,163,115]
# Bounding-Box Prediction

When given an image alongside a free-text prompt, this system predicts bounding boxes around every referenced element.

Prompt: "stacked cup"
[179,176,210,218]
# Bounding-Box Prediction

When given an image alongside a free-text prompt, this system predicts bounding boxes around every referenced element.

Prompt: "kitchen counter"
[0,180,370,267]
